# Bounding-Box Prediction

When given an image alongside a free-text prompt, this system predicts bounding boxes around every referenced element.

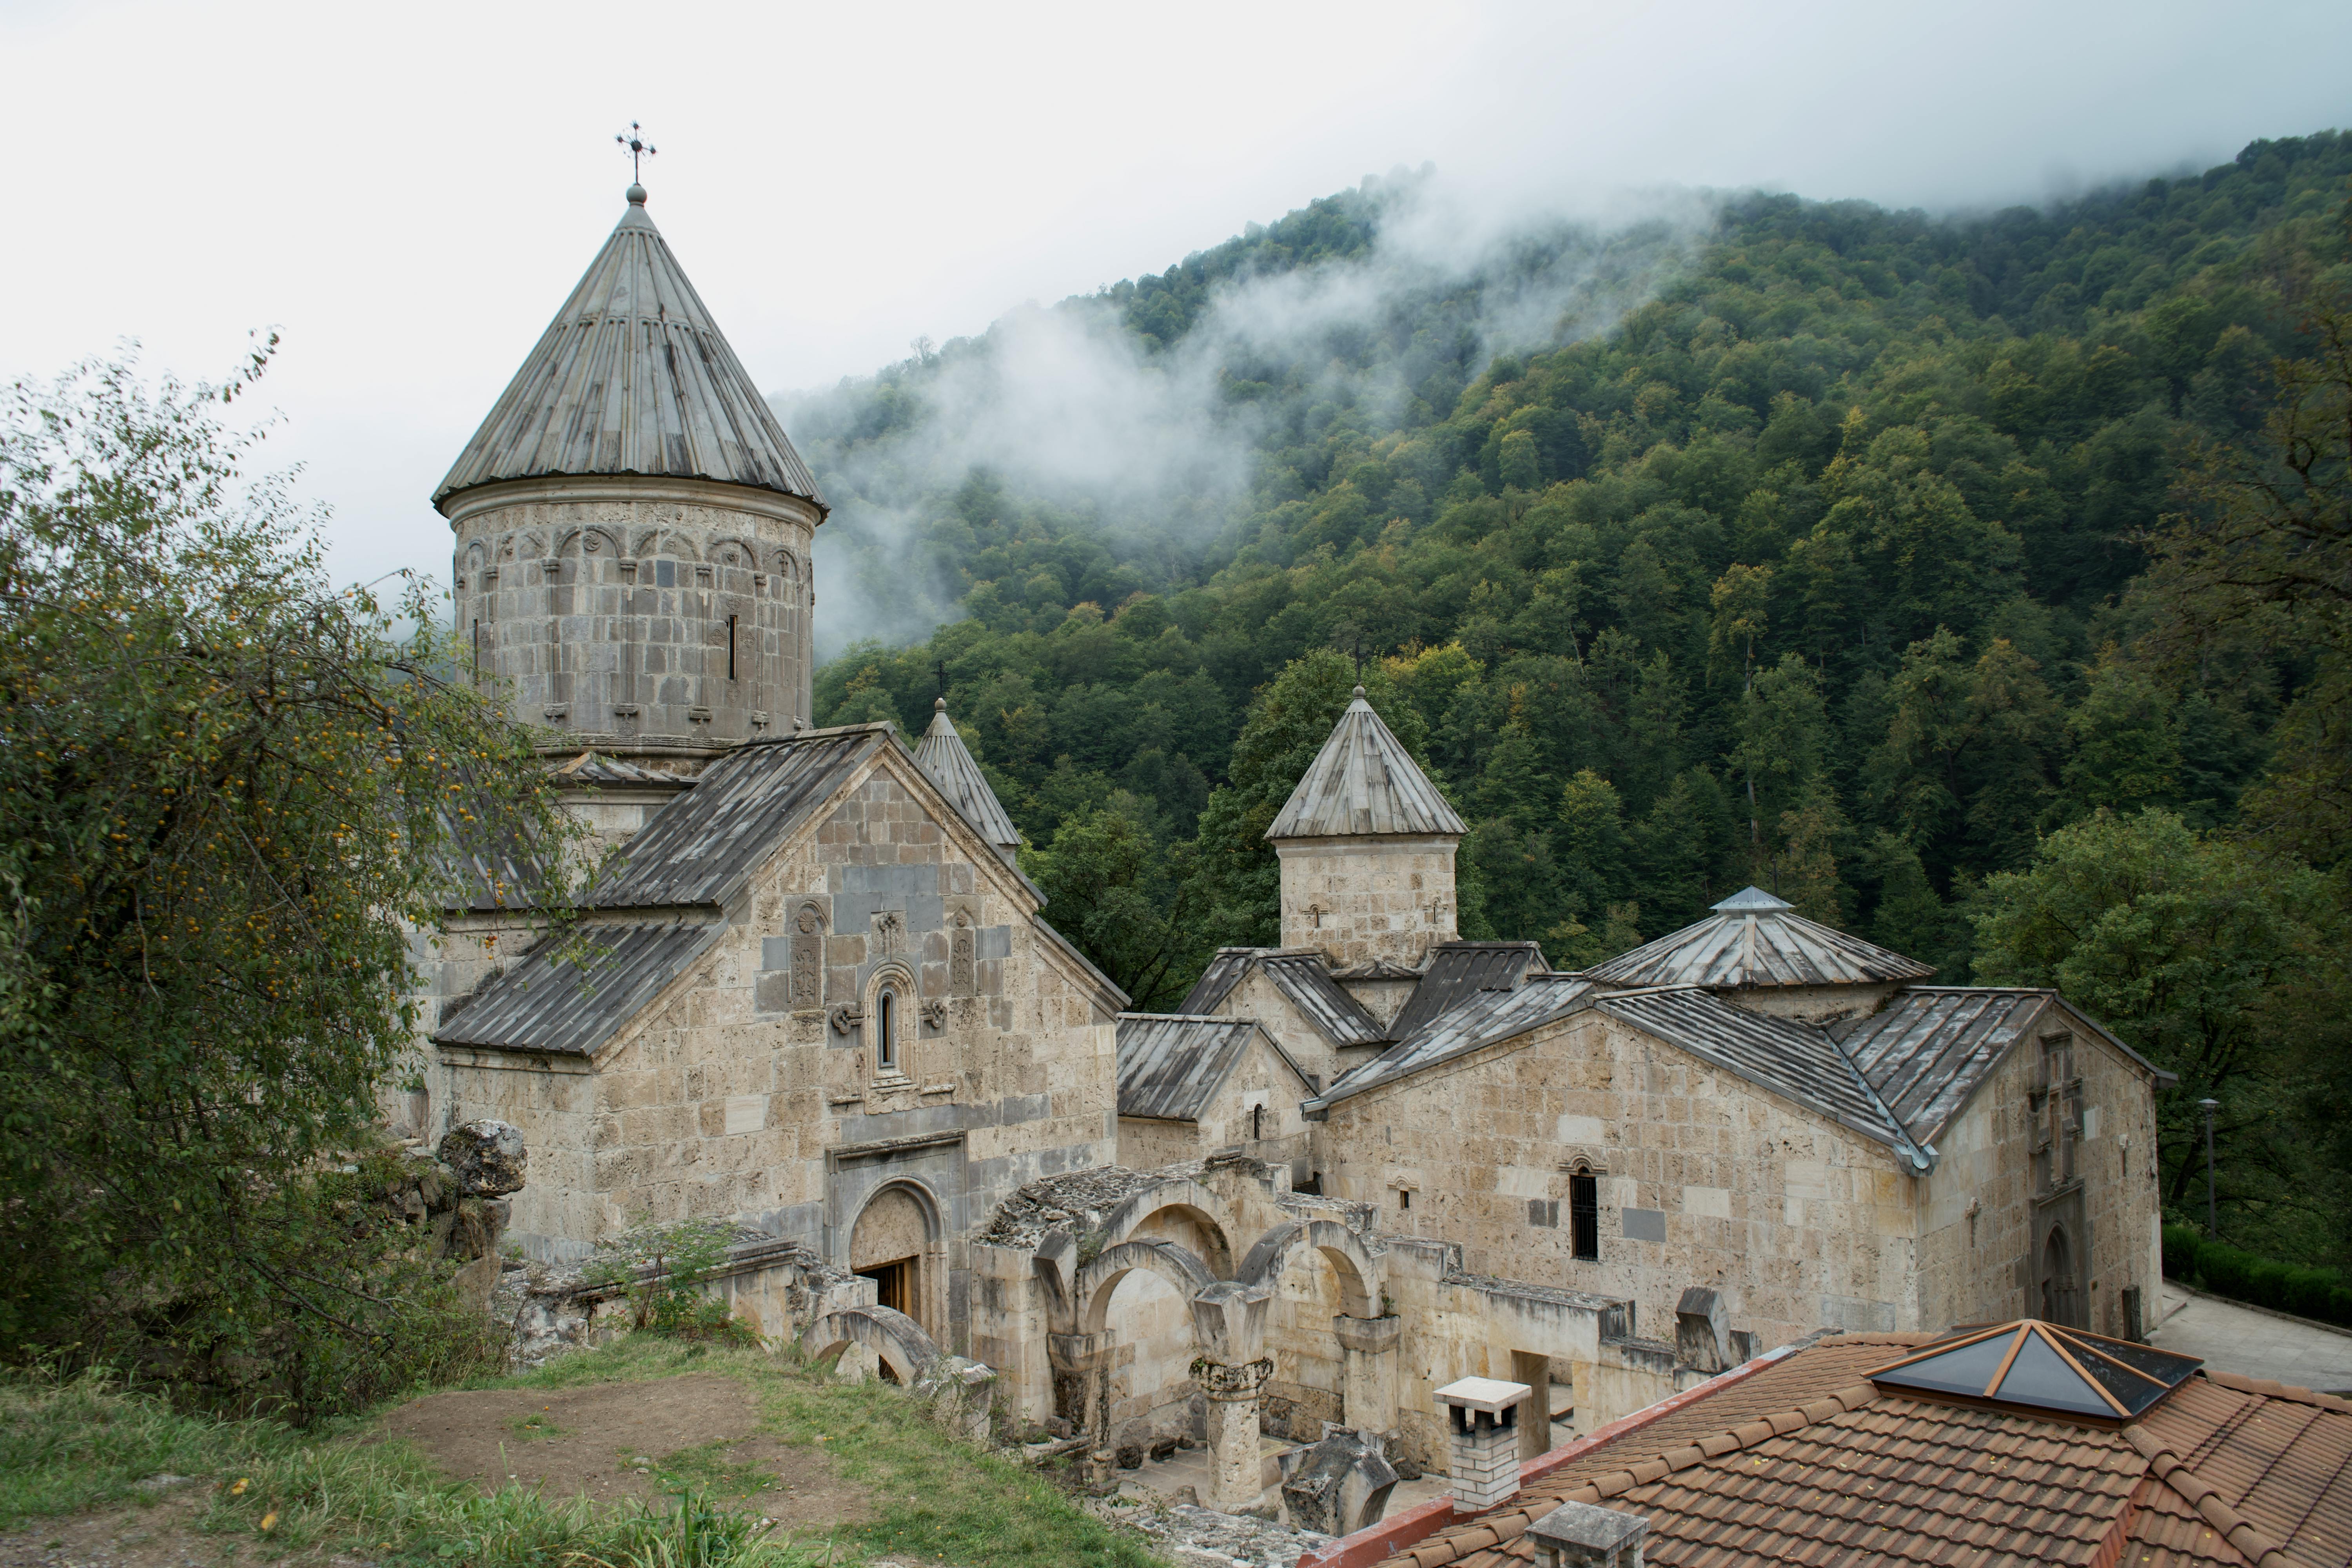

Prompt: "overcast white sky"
[3,0,2347,591]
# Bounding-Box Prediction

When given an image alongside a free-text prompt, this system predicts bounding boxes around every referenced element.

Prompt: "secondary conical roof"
[915,700,1020,849]
[1267,687,1466,840]
[434,185,824,512]
[1583,885,1933,988]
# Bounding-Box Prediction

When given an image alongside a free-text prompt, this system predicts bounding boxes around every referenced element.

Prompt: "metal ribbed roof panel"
[1177,948,1261,1016]
[587,727,882,909]
[433,921,722,1057]
[435,191,824,511]
[1597,988,1919,1156]
[1258,954,1390,1046]
[1584,887,1934,989]
[1117,1014,1305,1121]
[1385,942,1543,1043]
[1838,988,2051,1143]
[1317,975,1596,1107]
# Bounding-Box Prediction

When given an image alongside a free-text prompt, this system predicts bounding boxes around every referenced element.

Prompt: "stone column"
[1332,1313,1402,1435]
[1047,1331,1112,1448]
[1188,1279,1276,1515]
[1194,1356,1274,1514]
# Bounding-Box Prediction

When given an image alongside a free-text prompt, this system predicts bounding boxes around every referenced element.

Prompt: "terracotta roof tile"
[1353,1329,2352,1568]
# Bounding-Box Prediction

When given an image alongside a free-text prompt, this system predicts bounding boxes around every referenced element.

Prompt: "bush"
[582,1222,760,1346]
[2162,1225,2352,1328]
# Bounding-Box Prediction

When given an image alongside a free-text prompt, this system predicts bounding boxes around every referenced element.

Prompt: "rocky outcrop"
[438,1119,528,1197]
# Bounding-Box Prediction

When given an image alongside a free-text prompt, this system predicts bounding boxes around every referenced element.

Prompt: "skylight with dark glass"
[1867,1320,2201,1423]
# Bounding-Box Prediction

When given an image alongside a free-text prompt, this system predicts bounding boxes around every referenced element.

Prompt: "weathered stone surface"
[439,1119,528,1196]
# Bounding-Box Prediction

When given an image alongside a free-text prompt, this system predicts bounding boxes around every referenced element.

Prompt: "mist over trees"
[800,134,2352,1267]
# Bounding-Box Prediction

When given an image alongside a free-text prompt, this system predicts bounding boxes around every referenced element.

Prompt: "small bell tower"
[1265,687,1466,970]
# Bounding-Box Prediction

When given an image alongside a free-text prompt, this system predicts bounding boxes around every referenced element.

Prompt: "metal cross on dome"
[933,659,950,702]
[616,122,656,181]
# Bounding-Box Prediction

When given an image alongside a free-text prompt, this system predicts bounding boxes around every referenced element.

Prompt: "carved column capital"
[1190,1356,1273,1401]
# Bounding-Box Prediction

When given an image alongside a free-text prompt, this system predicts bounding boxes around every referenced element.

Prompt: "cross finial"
[933,659,949,705]
[616,122,657,183]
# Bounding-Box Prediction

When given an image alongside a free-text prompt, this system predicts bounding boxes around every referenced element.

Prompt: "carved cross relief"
[789,903,824,1008]
[873,910,905,957]
[950,912,975,996]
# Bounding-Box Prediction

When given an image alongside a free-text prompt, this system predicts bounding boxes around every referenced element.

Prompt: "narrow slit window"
[1570,1172,1599,1261]
[727,614,738,680]
[1251,1104,1264,1142]
[471,619,481,680]
[876,991,897,1073]
[1397,1189,1411,1210]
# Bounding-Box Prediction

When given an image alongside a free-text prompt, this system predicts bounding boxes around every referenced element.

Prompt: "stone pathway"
[2149,1284,2352,1395]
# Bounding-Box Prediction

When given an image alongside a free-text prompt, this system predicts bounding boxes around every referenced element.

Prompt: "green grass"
[0,1339,1167,1568]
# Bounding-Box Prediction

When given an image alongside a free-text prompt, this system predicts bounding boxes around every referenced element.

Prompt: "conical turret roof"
[1584,886,1933,989]
[914,700,1020,849]
[434,185,824,512]
[1267,688,1466,840]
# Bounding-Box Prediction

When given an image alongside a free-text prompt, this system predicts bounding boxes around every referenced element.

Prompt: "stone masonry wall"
[1276,836,1459,969]
[1313,1010,1922,1353]
[446,478,820,751]
[436,749,1122,1356]
[1916,1004,2163,1339]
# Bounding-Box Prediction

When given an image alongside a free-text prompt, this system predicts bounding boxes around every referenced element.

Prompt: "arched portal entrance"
[851,1182,943,1352]
[2040,1225,2079,1328]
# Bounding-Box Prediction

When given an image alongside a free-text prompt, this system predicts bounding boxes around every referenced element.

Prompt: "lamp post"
[2198,1098,2220,1236]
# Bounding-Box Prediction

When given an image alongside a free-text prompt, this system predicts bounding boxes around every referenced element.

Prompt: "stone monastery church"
[416,179,2174,1488]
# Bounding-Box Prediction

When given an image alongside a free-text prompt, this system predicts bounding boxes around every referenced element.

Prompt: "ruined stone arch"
[803,1303,938,1386]
[1237,1218,1383,1319]
[1075,1239,1218,1338]
[1096,1176,1241,1279]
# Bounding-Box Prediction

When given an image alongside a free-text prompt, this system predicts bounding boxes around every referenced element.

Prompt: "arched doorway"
[2040,1225,2079,1327]
[851,1183,940,1351]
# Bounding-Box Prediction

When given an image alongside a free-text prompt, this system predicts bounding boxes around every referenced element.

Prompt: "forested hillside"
[788,134,2352,1263]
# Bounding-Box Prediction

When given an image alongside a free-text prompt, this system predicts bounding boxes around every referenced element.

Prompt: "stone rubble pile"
[1087,1497,1332,1568]
[977,1162,1207,1247]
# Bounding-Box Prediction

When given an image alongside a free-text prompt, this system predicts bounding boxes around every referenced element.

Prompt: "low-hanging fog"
[780,172,1720,658]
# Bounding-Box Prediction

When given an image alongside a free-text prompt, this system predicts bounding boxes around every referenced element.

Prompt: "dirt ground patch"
[373,1374,872,1533]
[0,1486,354,1568]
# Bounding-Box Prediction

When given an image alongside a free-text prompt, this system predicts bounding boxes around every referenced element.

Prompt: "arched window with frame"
[875,987,898,1074]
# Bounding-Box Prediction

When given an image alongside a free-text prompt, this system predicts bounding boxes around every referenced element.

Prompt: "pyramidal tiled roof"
[1266,688,1466,840]
[434,185,824,511]
[1583,886,1934,989]
[914,701,1020,849]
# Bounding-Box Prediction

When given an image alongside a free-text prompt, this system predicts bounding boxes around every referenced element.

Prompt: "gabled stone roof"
[1176,948,1390,1047]
[913,700,1020,849]
[1266,688,1466,840]
[1115,1014,1311,1122]
[435,186,824,512]
[434,920,723,1058]
[1583,886,1933,989]
[586,726,886,910]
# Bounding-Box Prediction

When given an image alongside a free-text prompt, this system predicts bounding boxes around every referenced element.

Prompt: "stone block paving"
[2148,1283,2352,1395]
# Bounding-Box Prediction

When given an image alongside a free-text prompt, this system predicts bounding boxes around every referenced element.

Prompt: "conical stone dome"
[915,700,1020,849]
[1267,689,1465,840]
[435,187,823,510]
[437,184,824,754]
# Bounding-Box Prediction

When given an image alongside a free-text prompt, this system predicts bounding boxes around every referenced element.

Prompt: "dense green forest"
[789,135,2352,1266]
